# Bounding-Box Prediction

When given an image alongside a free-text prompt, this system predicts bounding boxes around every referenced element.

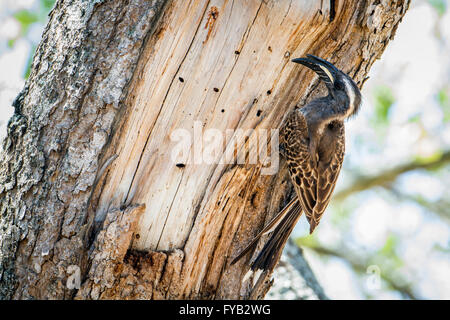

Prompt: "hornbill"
[231,54,362,282]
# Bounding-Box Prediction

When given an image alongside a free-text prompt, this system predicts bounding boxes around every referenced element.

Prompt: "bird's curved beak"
[292,54,337,88]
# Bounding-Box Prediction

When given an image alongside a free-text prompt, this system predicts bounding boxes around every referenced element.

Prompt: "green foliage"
[329,201,356,228]
[13,0,56,34]
[428,0,447,16]
[379,234,397,256]
[407,113,421,123]
[41,0,56,11]
[433,243,450,253]
[372,85,395,126]
[376,233,403,269]
[413,150,444,168]
[13,10,39,35]
[295,234,319,249]
[437,87,450,122]
[23,44,37,79]
[8,0,56,79]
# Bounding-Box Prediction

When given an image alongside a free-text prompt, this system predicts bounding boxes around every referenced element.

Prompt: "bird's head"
[292,54,362,118]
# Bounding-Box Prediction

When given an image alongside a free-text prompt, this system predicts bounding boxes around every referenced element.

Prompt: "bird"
[231,54,362,280]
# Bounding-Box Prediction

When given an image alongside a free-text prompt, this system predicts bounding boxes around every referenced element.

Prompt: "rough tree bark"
[0,0,409,299]
[267,239,328,300]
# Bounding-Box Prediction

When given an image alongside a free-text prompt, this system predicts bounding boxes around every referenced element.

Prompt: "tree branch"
[389,188,450,223]
[300,241,420,300]
[334,150,450,201]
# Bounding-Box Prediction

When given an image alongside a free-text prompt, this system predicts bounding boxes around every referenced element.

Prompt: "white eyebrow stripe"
[343,77,355,116]
[318,64,334,83]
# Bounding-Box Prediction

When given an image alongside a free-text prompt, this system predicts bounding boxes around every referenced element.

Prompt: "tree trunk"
[267,239,328,300]
[0,0,409,300]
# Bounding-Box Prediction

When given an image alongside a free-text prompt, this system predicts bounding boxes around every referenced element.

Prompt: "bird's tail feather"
[250,200,302,272]
[231,198,302,273]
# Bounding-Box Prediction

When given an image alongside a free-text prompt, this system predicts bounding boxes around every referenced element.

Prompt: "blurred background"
[0,0,448,299]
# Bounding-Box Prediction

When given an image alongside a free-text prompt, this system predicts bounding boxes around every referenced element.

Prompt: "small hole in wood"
[250,191,258,207]
[234,50,240,55]
[221,109,225,113]
[179,77,184,82]
[256,110,262,117]
[266,90,272,95]
[176,163,186,168]
[213,87,219,92]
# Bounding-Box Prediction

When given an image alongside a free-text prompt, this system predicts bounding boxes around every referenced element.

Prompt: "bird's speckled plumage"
[280,110,345,233]
[231,54,360,278]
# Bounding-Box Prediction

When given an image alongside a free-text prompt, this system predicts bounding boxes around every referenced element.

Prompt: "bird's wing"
[288,156,317,219]
[281,110,317,219]
[309,123,345,233]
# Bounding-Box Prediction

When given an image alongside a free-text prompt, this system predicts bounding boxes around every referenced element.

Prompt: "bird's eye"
[335,81,344,90]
